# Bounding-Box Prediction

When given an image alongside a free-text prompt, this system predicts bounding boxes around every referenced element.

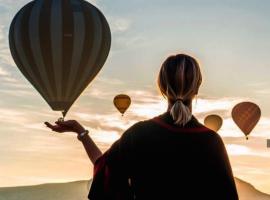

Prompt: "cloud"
[0,26,12,68]
[226,144,252,155]
[193,96,246,116]
[84,86,269,141]
[110,17,132,33]
[245,81,270,96]
[226,143,270,158]
[125,89,247,123]
[83,76,126,100]
[0,66,8,75]
[72,111,138,144]
[254,89,270,95]
[73,86,265,141]
[0,23,27,91]
[247,81,270,87]
[0,108,27,125]
[95,76,124,85]
[112,35,147,51]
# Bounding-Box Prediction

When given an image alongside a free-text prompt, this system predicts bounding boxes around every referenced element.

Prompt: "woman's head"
[157,54,202,126]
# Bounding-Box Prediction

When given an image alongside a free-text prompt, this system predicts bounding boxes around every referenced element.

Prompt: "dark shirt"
[88,112,239,200]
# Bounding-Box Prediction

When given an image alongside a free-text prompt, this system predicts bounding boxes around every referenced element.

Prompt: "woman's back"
[128,112,238,199]
[89,111,239,199]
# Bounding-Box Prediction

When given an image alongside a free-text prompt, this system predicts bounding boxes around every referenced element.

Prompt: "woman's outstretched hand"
[45,120,86,134]
[45,119,102,164]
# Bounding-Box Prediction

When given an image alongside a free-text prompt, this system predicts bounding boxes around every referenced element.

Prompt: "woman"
[45,54,239,199]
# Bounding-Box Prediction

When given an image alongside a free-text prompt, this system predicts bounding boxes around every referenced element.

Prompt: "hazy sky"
[1,0,270,194]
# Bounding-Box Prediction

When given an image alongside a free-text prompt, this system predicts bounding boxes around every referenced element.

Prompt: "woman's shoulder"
[123,113,223,140]
[124,118,156,134]
[120,118,159,141]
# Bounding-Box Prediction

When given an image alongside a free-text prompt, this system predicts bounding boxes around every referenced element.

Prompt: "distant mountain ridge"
[235,178,270,200]
[0,180,90,200]
[0,178,269,200]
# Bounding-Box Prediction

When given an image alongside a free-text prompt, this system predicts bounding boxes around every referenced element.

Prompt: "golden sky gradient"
[0,0,270,195]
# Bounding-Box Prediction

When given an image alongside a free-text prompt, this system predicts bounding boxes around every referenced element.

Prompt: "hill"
[0,178,269,200]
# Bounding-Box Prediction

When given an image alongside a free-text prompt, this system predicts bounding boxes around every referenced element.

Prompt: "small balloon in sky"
[204,114,223,132]
[9,0,111,117]
[113,94,131,116]
[231,102,261,140]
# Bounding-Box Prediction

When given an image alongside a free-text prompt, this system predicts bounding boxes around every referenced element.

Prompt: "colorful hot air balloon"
[204,114,223,132]
[9,0,111,117]
[232,102,261,140]
[113,94,131,116]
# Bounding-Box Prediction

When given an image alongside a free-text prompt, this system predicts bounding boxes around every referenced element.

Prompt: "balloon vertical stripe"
[29,0,54,100]
[22,4,52,100]
[68,2,94,97]
[13,5,48,100]
[9,0,111,115]
[71,5,102,101]
[62,0,74,99]
[71,2,111,102]
[51,0,63,100]
[65,0,85,100]
[39,0,57,99]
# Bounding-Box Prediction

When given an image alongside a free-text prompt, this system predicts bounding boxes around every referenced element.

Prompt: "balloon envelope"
[204,114,223,132]
[232,102,261,139]
[113,94,131,115]
[9,0,111,116]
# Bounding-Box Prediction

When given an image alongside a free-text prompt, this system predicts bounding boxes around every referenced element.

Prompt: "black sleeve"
[209,133,239,200]
[88,122,140,200]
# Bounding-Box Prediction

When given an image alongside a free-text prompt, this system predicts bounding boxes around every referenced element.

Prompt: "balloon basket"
[57,111,66,122]
[58,117,64,122]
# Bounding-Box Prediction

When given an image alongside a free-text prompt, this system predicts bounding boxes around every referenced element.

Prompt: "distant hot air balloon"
[113,94,131,116]
[204,114,223,132]
[9,0,111,117]
[232,102,261,140]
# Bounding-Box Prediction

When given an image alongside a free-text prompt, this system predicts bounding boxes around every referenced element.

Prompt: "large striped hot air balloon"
[9,0,111,117]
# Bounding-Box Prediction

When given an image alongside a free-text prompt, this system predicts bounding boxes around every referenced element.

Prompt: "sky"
[1,0,270,194]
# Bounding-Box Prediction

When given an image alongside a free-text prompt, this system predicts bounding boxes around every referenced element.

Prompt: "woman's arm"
[80,134,102,164]
[45,120,102,164]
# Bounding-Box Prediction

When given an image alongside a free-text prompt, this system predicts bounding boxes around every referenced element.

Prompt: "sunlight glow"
[226,144,251,155]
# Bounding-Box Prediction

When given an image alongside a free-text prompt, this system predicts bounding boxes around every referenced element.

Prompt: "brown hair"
[157,54,202,126]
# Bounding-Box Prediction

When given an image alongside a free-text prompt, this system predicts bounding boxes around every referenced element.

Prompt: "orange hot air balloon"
[113,94,131,116]
[204,114,223,132]
[232,102,261,140]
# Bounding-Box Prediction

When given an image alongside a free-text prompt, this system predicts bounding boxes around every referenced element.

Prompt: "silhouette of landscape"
[0,178,269,200]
